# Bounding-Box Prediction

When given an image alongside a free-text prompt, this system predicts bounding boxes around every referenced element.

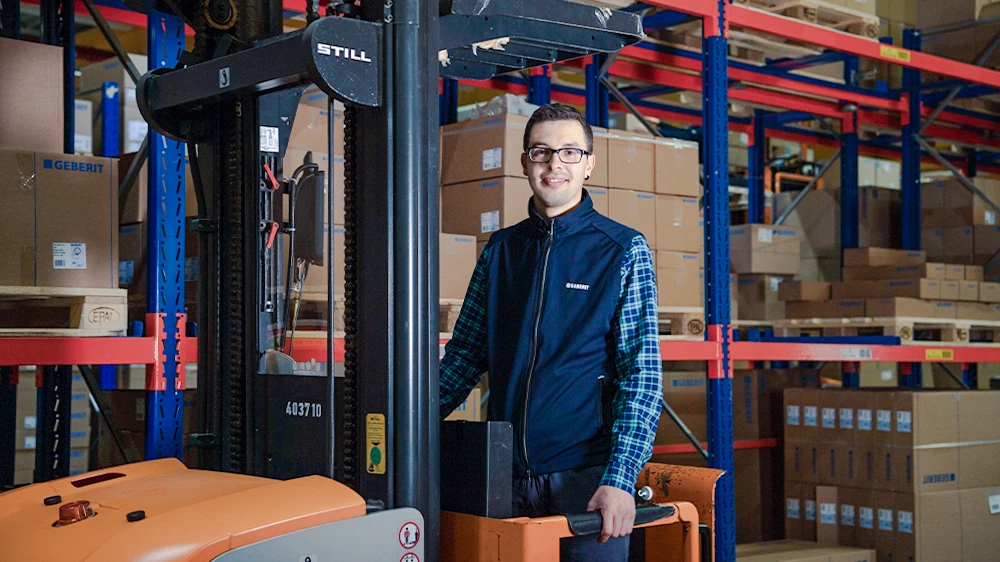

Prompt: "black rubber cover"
[563,504,675,536]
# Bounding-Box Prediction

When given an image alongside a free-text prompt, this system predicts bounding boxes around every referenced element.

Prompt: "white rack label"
[23,435,36,450]
[989,494,1000,515]
[897,411,912,433]
[24,415,37,429]
[804,406,818,427]
[53,243,86,269]
[787,405,800,426]
[860,507,874,529]
[787,498,800,519]
[986,211,996,226]
[841,504,855,526]
[840,347,872,360]
[805,500,816,521]
[858,409,873,431]
[119,261,134,285]
[482,147,502,170]
[480,211,500,233]
[840,408,854,429]
[822,407,837,429]
[259,126,279,153]
[877,410,892,432]
[820,502,837,524]
[757,228,773,243]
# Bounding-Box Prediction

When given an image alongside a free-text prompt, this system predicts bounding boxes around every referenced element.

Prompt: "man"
[440,103,662,560]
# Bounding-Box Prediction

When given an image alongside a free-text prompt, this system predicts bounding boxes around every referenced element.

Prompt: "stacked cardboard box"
[654,369,820,543]
[14,369,93,484]
[438,108,703,308]
[0,149,119,289]
[96,389,200,468]
[922,178,1000,271]
[731,224,802,320]
[781,248,999,320]
[784,388,1000,561]
[736,540,875,562]
[0,38,65,153]
[78,54,150,155]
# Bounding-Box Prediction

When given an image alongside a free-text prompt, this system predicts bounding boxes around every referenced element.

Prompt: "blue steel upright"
[527,65,552,106]
[144,8,187,461]
[748,110,766,224]
[840,111,859,250]
[101,81,120,157]
[585,54,609,128]
[439,78,458,125]
[901,29,922,250]
[702,2,734,559]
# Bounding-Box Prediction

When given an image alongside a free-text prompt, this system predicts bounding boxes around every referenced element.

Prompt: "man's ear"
[521,152,529,176]
[586,152,596,178]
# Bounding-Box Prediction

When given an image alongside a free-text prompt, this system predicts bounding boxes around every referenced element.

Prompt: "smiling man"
[440,103,662,561]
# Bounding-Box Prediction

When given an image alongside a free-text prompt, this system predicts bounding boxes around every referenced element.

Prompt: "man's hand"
[586,485,636,544]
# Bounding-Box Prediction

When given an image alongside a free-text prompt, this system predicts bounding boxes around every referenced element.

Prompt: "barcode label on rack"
[787,405,800,426]
[877,410,892,431]
[858,409,873,431]
[840,347,872,360]
[860,507,874,529]
[822,408,836,429]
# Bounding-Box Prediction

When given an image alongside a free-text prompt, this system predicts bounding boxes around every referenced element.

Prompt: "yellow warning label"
[880,45,911,63]
[366,413,386,474]
[925,349,954,361]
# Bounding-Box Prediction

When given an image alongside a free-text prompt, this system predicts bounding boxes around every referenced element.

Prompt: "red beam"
[0,337,197,366]
[653,438,779,455]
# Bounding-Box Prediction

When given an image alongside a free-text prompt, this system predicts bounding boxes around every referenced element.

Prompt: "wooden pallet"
[733,0,879,39]
[0,286,128,336]
[658,307,705,339]
[773,317,1000,345]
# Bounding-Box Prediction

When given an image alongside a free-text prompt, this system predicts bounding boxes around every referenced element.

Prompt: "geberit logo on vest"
[44,159,104,173]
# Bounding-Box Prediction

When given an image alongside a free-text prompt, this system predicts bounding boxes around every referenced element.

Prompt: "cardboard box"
[654,137,699,197]
[779,281,831,302]
[855,488,877,550]
[74,99,93,156]
[945,264,967,280]
[288,104,344,155]
[920,177,1000,227]
[838,487,858,547]
[842,263,946,281]
[785,481,804,540]
[816,486,840,545]
[980,281,1000,303]
[656,251,701,307]
[586,187,609,216]
[942,226,976,265]
[957,391,1000,489]
[440,114,528,185]
[759,370,820,439]
[655,195,700,253]
[803,484,818,542]
[118,152,148,226]
[959,486,1000,559]
[439,234,478,301]
[607,129,656,192]
[859,187,902,250]
[873,490,895,562]
[78,55,150,155]
[941,281,961,300]
[957,301,1000,321]
[833,279,941,300]
[922,229,944,261]
[785,300,839,319]
[441,177,533,241]
[843,248,926,267]
[864,297,934,319]
[0,38,64,153]
[738,274,793,320]
[960,281,980,301]
[731,224,801,275]
[610,189,657,249]
[588,128,610,188]
[973,225,1000,263]
[966,265,985,281]
[732,371,760,442]
[656,371,707,446]
[0,150,119,288]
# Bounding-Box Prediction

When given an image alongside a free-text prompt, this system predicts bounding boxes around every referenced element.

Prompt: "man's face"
[521,119,596,219]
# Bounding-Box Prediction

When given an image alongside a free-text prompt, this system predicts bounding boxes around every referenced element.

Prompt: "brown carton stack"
[652,137,701,308]
[78,54,149,155]
[0,39,65,153]
[784,388,1000,561]
[730,224,801,320]
[922,177,1000,270]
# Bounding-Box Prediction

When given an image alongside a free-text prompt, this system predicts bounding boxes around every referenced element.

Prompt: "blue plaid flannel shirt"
[440,234,662,493]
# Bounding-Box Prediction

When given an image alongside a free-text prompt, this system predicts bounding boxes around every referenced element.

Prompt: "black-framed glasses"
[526,147,591,164]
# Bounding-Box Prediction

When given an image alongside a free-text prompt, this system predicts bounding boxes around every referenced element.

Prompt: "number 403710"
[286,401,322,418]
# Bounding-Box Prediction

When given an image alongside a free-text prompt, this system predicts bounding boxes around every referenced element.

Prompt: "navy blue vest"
[481,190,641,477]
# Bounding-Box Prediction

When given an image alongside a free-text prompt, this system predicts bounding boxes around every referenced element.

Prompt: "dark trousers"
[512,465,630,562]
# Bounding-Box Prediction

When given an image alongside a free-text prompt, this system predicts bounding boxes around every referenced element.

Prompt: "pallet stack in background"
[12,369,93,485]
[922,177,1000,278]
[784,388,1000,561]
[438,100,703,310]
[652,367,821,544]
[731,224,802,321]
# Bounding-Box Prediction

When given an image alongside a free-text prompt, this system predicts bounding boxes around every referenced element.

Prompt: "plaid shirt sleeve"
[439,244,491,418]
[600,235,663,493]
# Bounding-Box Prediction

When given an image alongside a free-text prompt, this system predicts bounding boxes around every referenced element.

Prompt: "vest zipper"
[521,219,555,477]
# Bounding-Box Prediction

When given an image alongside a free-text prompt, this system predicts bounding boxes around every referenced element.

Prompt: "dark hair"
[523,103,594,153]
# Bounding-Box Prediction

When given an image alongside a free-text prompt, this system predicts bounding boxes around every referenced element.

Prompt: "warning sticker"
[880,45,911,63]
[401,554,419,562]
[53,243,86,269]
[366,413,386,474]
[399,521,420,550]
[925,349,954,360]
[482,148,502,171]
[259,126,280,153]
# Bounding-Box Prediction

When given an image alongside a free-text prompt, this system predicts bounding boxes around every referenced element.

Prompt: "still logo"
[316,43,373,63]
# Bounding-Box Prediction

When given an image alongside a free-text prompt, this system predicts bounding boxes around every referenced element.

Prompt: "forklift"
[0,1,722,559]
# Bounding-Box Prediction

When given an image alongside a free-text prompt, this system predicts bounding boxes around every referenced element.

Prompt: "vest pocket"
[598,374,614,430]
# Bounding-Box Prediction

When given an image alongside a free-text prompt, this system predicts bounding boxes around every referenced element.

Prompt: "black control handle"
[563,504,675,536]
